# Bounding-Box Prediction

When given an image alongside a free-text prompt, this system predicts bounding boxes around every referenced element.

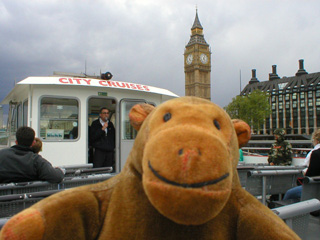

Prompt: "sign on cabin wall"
[46,129,64,140]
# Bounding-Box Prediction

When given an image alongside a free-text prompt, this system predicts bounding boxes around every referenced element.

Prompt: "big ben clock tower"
[184,10,211,101]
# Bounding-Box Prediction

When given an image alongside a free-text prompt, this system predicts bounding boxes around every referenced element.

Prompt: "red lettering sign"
[59,78,68,84]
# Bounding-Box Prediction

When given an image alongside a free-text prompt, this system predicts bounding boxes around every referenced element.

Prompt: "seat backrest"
[301,176,320,201]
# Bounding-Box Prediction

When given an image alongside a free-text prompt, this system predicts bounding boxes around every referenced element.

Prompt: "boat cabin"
[1,76,178,173]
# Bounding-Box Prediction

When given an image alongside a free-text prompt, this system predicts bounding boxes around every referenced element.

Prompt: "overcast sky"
[1,0,320,111]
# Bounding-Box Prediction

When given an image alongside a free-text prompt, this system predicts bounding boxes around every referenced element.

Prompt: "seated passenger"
[283,129,320,200]
[31,137,42,154]
[0,126,65,184]
[268,128,292,166]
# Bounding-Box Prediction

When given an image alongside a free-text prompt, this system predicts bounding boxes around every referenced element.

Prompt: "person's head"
[311,129,320,146]
[273,128,285,142]
[15,126,35,147]
[31,137,42,153]
[99,107,110,122]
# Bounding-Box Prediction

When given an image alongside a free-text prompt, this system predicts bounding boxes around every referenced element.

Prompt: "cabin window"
[23,100,28,126]
[16,104,24,128]
[120,100,146,140]
[39,97,79,140]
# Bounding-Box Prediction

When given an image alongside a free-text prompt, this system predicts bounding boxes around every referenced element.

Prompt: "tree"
[224,90,270,133]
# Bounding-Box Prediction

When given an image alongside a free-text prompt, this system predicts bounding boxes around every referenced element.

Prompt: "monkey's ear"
[232,119,251,148]
[129,104,155,131]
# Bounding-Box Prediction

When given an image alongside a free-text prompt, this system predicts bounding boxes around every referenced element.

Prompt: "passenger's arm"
[35,156,65,183]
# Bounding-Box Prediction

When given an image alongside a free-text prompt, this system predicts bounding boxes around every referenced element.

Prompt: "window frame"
[39,95,80,142]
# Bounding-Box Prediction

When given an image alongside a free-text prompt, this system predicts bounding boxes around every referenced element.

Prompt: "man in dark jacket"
[0,126,65,184]
[90,107,115,168]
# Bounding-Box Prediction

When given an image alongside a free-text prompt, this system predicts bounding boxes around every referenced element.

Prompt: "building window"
[300,107,306,134]
[272,103,276,110]
[292,93,297,100]
[40,97,79,140]
[309,118,314,128]
[316,98,320,106]
[293,110,298,134]
[279,111,284,128]
[285,94,290,101]
[316,90,320,98]
[300,92,305,99]
[308,99,313,107]
[271,96,276,102]
[279,102,283,109]
[317,107,320,127]
[292,101,297,108]
[309,108,314,117]
[300,100,305,107]
[266,117,270,133]
[301,117,306,130]
[285,102,290,109]
[308,91,313,98]
[278,95,283,102]
[285,112,291,131]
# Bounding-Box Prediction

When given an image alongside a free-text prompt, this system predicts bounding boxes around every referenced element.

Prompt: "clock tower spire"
[184,9,211,101]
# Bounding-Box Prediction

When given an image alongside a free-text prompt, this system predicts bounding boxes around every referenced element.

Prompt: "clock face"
[200,53,208,64]
[186,54,193,64]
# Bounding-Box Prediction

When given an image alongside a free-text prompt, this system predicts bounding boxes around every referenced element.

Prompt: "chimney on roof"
[269,65,280,80]
[249,69,259,84]
[295,59,308,76]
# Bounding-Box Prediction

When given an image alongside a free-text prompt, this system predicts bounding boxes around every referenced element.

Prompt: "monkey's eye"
[214,120,221,130]
[163,113,171,122]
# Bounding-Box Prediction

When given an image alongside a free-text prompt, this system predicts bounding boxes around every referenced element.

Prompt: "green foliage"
[224,90,271,132]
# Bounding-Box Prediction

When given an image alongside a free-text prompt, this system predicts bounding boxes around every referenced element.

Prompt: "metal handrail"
[248,169,302,177]
[272,198,320,219]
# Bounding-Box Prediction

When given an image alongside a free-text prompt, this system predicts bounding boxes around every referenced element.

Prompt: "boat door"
[88,97,118,169]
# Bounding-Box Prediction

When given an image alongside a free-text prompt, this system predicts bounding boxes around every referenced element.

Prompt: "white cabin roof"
[1,76,179,104]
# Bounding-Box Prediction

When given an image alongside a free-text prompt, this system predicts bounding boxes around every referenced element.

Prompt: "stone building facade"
[241,59,320,135]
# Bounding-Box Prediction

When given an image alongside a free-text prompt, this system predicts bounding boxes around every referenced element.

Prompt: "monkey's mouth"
[148,161,229,189]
